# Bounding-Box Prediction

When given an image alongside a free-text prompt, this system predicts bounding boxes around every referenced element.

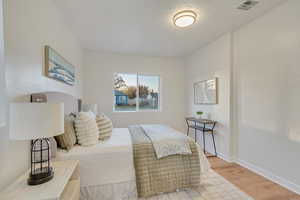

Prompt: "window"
[114,73,160,112]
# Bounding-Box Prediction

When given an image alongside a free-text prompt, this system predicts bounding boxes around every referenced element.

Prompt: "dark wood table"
[185,117,217,157]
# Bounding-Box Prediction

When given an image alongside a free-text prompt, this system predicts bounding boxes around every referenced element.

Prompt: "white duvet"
[56,128,210,188]
[56,128,135,187]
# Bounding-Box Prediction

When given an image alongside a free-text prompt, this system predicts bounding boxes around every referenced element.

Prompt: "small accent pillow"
[55,115,77,150]
[75,111,99,146]
[96,114,113,141]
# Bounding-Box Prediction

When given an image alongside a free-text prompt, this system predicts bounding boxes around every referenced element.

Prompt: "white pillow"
[75,112,99,146]
[96,114,113,141]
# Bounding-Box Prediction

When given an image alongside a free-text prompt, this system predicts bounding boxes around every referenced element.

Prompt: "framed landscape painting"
[194,78,218,104]
[45,46,75,86]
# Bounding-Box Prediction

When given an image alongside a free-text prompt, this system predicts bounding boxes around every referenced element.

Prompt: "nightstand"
[1,160,80,200]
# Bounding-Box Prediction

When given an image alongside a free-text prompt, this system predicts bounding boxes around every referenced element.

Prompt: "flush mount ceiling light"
[173,10,197,28]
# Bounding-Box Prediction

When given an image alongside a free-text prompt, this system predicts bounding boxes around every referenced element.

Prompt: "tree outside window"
[114,73,160,112]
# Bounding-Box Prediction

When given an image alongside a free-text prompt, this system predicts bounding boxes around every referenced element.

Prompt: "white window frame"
[113,73,161,112]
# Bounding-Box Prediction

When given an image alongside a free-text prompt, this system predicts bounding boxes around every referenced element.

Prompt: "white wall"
[185,0,300,193]
[0,0,83,190]
[0,0,5,128]
[185,33,232,160]
[233,0,300,191]
[83,52,186,132]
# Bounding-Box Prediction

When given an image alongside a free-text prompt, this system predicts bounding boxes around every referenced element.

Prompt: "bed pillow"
[96,114,113,141]
[75,111,99,146]
[55,115,77,150]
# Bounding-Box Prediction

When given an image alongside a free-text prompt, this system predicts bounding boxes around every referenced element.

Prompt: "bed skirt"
[80,181,137,200]
[79,170,254,200]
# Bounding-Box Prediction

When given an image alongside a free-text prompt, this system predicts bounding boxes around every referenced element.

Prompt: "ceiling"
[54,0,286,57]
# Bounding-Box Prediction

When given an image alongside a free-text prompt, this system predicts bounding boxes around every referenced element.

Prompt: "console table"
[186,117,217,157]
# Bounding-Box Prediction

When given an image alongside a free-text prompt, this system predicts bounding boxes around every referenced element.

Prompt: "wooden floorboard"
[208,156,300,200]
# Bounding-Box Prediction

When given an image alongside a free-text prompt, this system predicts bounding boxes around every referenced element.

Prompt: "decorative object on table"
[82,103,98,115]
[194,78,218,104]
[45,45,75,86]
[9,103,64,185]
[185,117,217,157]
[196,111,204,119]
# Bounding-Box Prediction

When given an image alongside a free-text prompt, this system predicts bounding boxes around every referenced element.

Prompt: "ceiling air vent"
[237,0,259,11]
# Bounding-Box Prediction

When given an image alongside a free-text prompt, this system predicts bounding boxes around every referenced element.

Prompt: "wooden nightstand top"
[1,160,79,200]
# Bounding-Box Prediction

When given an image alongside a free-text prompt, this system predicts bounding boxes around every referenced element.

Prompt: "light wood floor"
[208,156,300,200]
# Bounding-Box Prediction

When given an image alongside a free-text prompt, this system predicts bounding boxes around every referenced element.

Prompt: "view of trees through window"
[114,73,160,112]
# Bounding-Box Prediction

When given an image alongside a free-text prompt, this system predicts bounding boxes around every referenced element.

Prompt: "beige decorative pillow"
[55,115,77,150]
[96,114,113,141]
[75,111,99,146]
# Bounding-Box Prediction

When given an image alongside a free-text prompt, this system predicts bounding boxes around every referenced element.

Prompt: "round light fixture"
[173,10,197,28]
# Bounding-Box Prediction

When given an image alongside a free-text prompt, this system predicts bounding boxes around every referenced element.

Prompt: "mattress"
[56,128,136,187]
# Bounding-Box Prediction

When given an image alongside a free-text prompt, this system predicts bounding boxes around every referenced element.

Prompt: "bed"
[56,128,210,200]
[30,92,210,200]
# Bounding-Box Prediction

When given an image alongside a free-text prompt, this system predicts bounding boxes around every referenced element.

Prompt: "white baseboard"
[197,143,300,195]
[203,148,234,163]
[216,152,234,163]
[204,149,300,195]
[237,159,300,195]
[199,145,300,194]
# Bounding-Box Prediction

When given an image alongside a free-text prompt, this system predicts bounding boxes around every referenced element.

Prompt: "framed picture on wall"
[45,45,75,86]
[194,78,218,104]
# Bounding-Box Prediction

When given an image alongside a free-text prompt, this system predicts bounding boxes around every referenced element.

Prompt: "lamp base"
[28,167,54,185]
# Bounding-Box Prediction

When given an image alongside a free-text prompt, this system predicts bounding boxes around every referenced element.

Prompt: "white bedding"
[56,127,211,200]
[56,128,136,187]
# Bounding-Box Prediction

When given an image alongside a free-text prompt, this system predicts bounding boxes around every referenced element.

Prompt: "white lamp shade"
[82,104,98,115]
[9,103,64,140]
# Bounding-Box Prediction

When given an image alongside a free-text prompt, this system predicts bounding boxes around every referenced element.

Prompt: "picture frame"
[45,46,75,86]
[194,78,218,105]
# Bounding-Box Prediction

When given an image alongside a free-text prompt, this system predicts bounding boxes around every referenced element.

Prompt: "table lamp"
[9,103,64,185]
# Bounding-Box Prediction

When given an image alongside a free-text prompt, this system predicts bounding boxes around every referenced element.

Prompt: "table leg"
[203,131,206,154]
[212,131,217,156]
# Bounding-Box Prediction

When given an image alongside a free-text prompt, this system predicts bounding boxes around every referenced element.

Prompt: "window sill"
[113,109,161,113]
